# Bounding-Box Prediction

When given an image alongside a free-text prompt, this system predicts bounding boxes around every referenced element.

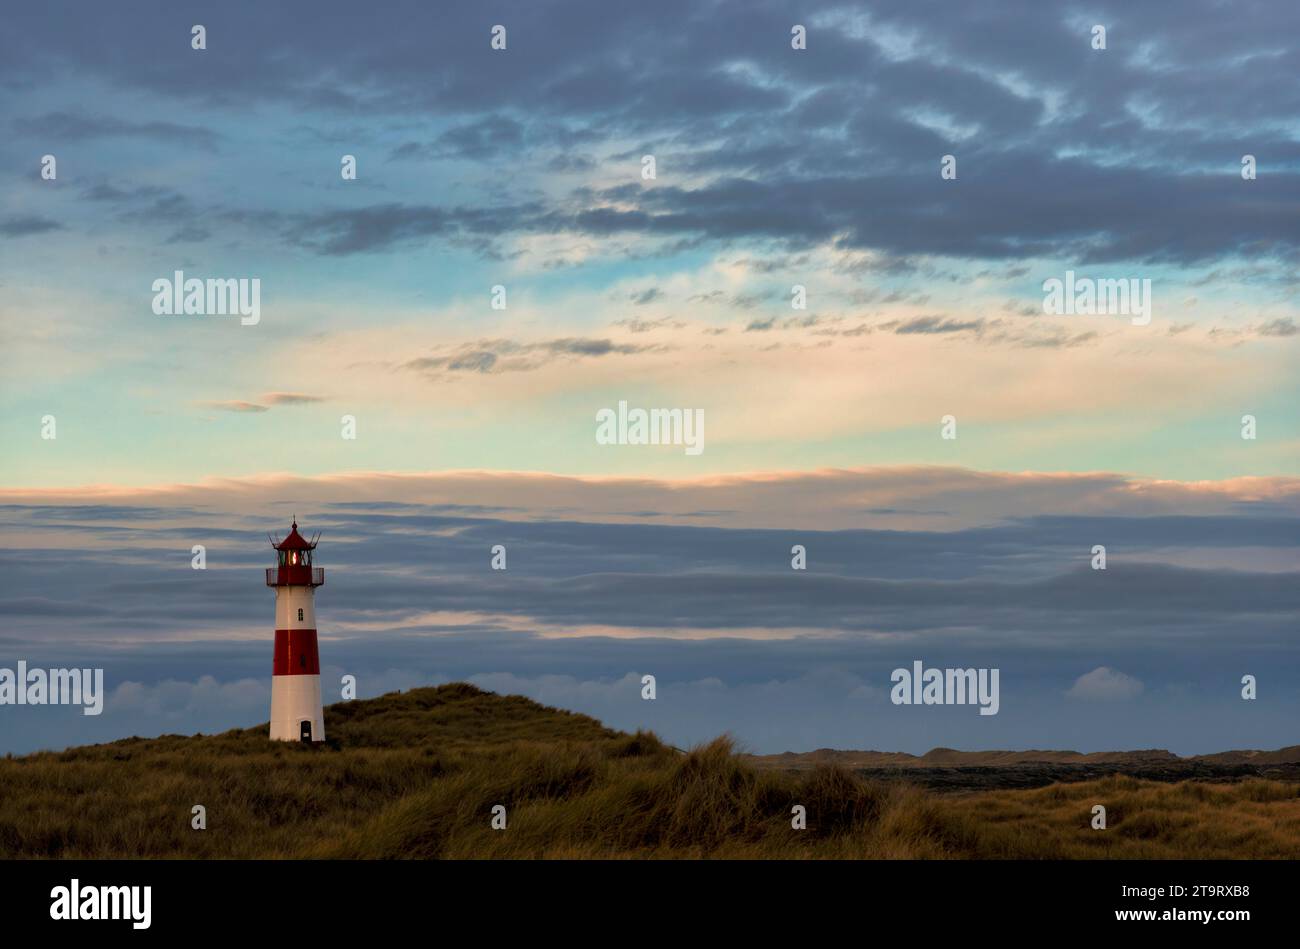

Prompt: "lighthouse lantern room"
[266,520,326,742]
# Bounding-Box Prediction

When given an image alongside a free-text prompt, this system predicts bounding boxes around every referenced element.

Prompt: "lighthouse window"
[297,608,304,622]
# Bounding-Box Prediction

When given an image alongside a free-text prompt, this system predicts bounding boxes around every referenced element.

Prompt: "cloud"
[257,156,1300,264]
[388,117,527,162]
[1258,318,1297,337]
[2,481,1297,651]
[0,477,1295,755]
[197,401,269,414]
[0,216,63,237]
[888,316,987,335]
[4,2,1297,270]
[166,225,211,243]
[282,202,539,256]
[433,116,525,159]
[1066,667,1145,701]
[546,152,597,173]
[109,675,268,719]
[13,111,220,149]
[400,337,661,376]
[629,287,663,306]
[0,627,1287,757]
[196,394,325,412]
[261,392,326,405]
[4,466,1299,532]
[613,315,685,333]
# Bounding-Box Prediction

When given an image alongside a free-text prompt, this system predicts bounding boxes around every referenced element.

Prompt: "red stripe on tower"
[272,629,321,676]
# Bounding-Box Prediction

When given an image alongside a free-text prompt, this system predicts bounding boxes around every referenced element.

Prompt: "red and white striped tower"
[266,520,325,742]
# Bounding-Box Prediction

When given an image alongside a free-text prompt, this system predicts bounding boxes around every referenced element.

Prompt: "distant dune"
[745,746,1300,769]
[743,745,1300,794]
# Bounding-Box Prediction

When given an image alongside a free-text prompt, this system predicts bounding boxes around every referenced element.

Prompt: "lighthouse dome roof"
[275,520,316,551]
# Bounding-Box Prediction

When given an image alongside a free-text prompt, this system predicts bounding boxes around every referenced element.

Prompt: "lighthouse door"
[299,720,312,742]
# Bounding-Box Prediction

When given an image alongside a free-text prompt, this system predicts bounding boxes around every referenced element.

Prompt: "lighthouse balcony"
[266,566,325,587]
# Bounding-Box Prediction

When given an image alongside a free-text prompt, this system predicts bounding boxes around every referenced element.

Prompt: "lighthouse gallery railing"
[266,566,325,586]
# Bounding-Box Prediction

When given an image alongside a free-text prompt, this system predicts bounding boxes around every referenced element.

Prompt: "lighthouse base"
[270,675,325,742]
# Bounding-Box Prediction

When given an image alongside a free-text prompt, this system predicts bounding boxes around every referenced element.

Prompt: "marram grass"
[2,683,1297,859]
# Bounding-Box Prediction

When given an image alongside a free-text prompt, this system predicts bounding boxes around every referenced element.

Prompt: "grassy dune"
[1,683,1297,859]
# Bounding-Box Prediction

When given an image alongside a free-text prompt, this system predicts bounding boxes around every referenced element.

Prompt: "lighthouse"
[266,520,325,742]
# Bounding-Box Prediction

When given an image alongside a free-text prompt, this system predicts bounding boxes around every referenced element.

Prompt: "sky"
[0,0,1297,755]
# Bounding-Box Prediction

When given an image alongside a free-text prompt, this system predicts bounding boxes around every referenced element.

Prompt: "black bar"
[1,859,1283,934]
